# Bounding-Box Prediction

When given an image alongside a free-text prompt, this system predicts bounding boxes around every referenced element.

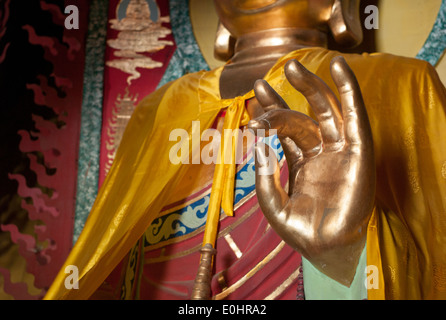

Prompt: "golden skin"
[214,0,374,287]
[214,0,334,37]
[249,58,375,286]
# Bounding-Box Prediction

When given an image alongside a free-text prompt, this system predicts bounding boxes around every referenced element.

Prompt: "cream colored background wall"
[376,0,446,84]
[189,0,221,69]
[189,0,446,84]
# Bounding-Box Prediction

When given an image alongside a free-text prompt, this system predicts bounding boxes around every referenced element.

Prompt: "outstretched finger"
[330,56,372,151]
[254,142,289,219]
[254,79,290,111]
[285,59,344,150]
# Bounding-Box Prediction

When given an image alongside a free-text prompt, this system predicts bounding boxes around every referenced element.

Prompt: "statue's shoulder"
[348,51,436,78]
[326,50,442,96]
[132,67,223,127]
[137,69,209,109]
[281,47,436,82]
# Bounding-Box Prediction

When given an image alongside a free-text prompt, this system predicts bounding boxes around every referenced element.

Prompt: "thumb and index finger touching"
[249,56,372,213]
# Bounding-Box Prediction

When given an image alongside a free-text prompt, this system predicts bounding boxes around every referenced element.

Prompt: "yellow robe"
[45,47,446,300]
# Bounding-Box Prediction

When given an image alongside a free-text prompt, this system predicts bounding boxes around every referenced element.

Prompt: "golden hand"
[248,56,375,286]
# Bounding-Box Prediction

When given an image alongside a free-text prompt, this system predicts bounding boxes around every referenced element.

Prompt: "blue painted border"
[416,0,446,66]
[143,136,284,246]
[157,0,209,89]
[73,0,109,244]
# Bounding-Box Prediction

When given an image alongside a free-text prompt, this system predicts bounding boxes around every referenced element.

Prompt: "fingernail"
[248,119,263,130]
[285,59,305,74]
[248,119,270,130]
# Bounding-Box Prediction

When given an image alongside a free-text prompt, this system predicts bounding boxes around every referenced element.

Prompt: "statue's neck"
[219,27,327,99]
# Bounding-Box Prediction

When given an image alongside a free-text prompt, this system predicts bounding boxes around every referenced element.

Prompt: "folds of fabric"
[203,96,252,247]
[360,55,446,299]
[45,47,446,300]
[44,72,223,299]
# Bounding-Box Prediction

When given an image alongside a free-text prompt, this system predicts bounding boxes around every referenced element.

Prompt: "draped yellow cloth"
[203,95,252,246]
[45,47,446,300]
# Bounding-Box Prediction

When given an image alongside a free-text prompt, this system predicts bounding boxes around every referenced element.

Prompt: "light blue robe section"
[302,245,367,300]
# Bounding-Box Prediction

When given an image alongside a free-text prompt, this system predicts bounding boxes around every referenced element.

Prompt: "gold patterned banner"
[99,0,176,185]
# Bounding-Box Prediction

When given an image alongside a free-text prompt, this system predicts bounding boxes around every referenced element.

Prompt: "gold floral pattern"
[404,127,421,194]
[442,161,446,179]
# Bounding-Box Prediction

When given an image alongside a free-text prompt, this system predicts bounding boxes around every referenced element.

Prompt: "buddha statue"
[45,0,446,300]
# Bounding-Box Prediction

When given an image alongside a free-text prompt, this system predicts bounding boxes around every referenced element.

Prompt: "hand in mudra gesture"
[248,56,375,286]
